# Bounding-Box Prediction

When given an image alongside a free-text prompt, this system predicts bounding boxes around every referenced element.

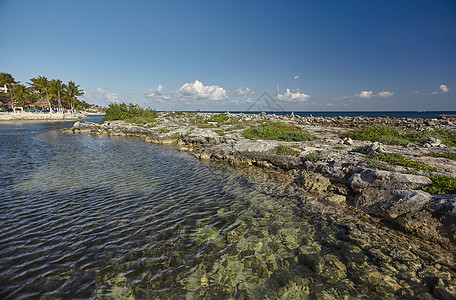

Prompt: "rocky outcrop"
[61,113,456,248]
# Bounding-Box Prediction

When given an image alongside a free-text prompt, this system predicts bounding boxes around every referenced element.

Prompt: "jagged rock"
[421,137,444,148]
[297,171,331,193]
[348,168,432,190]
[339,137,354,145]
[360,142,386,155]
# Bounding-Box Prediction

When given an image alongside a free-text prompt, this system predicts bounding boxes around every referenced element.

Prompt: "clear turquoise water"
[0,117,454,299]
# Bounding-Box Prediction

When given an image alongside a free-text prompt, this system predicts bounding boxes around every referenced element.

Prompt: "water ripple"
[1,120,455,299]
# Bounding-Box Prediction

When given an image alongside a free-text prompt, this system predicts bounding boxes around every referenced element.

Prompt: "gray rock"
[421,137,444,148]
[357,189,431,218]
[348,168,432,190]
[360,142,386,155]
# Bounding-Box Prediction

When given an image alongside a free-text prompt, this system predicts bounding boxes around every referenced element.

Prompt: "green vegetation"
[306,151,324,162]
[275,145,301,156]
[371,152,439,172]
[243,122,316,142]
[206,113,230,123]
[213,129,226,136]
[164,111,185,118]
[171,132,181,139]
[102,103,157,123]
[1,72,89,111]
[342,125,408,146]
[423,176,456,194]
[426,152,456,161]
[342,125,456,146]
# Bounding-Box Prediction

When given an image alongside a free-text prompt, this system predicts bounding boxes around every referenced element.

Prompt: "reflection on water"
[0,118,455,299]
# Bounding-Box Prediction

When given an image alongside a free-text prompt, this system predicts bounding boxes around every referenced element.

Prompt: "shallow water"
[0,117,455,299]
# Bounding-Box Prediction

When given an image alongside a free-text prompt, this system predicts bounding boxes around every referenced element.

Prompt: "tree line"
[0,72,90,112]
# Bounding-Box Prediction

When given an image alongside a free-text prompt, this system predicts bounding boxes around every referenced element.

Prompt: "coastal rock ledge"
[62,112,456,249]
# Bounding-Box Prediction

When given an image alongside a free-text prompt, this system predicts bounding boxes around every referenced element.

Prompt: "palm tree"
[12,84,28,108]
[30,76,52,112]
[50,79,64,112]
[65,81,84,111]
[0,73,17,110]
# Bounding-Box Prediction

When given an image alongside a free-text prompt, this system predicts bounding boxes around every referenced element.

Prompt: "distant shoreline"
[0,112,88,122]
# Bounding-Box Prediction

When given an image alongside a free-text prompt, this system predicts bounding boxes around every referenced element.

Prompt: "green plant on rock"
[243,122,316,142]
[371,152,439,172]
[275,145,301,156]
[423,176,456,194]
[213,129,226,136]
[342,125,408,146]
[306,151,324,162]
[171,132,181,139]
[342,125,456,147]
[206,113,230,124]
[426,152,456,161]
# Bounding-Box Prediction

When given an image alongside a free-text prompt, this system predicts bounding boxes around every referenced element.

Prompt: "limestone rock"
[348,168,432,190]
[297,172,331,193]
[360,142,386,155]
[421,137,444,148]
[356,189,431,219]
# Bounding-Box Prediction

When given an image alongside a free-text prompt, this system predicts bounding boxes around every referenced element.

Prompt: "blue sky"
[0,0,455,111]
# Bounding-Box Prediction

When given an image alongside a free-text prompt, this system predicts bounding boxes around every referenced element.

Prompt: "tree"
[65,81,84,111]
[12,84,29,108]
[30,76,51,111]
[50,79,64,112]
[0,72,17,110]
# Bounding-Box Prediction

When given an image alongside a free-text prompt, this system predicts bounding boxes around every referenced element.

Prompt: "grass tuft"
[371,152,439,172]
[426,152,456,161]
[306,151,324,162]
[243,122,316,142]
[275,145,301,156]
[342,125,456,147]
[423,176,456,194]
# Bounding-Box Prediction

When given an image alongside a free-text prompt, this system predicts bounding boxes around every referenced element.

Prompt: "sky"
[0,0,455,111]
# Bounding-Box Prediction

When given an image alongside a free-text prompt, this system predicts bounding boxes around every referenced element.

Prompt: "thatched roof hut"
[33,98,51,109]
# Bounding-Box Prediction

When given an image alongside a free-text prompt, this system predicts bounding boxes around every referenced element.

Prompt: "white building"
[0,85,8,93]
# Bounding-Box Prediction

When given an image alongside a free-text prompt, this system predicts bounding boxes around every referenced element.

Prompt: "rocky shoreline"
[0,111,86,121]
[61,112,456,251]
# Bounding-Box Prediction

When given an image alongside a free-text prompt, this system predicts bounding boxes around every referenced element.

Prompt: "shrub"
[243,122,316,142]
[275,145,301,156]
[102,102,157,123]
[371,153,439,172]
[423,176,456,194]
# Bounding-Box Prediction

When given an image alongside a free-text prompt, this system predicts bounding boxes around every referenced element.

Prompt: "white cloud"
[293,75,300,79]
[176,80,227,101]
[356,90,394,99]
[377,91,394,98]
[356,91,374,99]
[235,87,251,96]
[440,84,449,93]
[81,87,120,106]
[145,84,172,102]
[277,88,310,102]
